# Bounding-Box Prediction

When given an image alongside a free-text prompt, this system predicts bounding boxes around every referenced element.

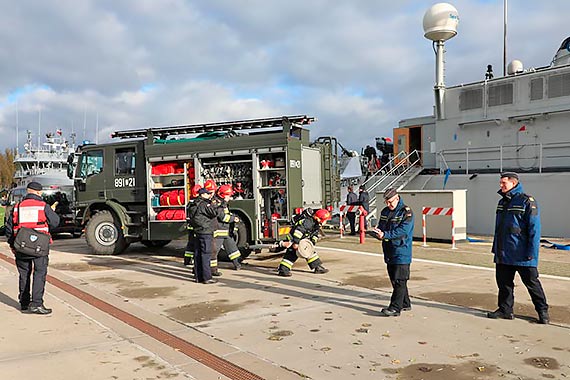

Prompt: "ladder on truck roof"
[111,115,316,140]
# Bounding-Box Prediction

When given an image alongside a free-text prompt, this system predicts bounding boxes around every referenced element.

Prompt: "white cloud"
[0,0,568,153]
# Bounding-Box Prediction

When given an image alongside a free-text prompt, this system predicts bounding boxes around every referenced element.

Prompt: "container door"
[393,127,410,163]
[301,146,322,208]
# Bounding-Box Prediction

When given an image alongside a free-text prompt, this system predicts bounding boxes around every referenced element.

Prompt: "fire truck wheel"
[234,222,251,259]
[85,210,128,255]
[141,240,171,248]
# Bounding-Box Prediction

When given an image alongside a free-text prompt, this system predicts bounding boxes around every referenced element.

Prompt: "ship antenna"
[503,0,508,76]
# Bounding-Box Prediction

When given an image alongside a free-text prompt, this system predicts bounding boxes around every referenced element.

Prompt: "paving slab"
[1,236,569,380]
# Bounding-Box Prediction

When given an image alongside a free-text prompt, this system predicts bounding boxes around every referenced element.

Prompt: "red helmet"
[217,184,234,197]
[204,179,217,193]
[191,184,202,198]
[314,209,331,223]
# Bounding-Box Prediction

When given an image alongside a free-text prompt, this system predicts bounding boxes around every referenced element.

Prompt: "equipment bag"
[13,227,50,257]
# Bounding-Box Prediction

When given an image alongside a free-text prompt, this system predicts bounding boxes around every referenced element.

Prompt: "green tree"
[0,148,16,189]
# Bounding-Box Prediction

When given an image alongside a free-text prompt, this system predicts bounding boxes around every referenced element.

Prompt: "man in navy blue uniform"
[374,188,414,317]
[488,172,549,324]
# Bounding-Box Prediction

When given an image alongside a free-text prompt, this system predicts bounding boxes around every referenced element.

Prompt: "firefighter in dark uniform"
[202,179,225,277]
[5,181,60,314]
[187,187,220,284]
[374,188,414,317]
[184,184,203,267]
[488,172,549,324]
[212,184,242,271]
[277,208,331,277]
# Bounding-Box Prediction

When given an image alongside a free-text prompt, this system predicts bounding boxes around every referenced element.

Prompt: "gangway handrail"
[363,150,422,222]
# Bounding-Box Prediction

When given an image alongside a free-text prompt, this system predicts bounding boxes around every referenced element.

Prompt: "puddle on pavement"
[50,262,111,272]
[420,291,570,324]
[133,355,166,370]
[524,357,560,370]
[91,277,146,288]
[383,361,498,379]
[165,299,258,323]
[118,286,178,299]
[268,330,293,341]
[342,274,392,289]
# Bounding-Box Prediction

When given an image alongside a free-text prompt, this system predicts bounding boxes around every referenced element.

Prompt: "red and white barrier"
[421,207,457,249]
[339,204,368,243]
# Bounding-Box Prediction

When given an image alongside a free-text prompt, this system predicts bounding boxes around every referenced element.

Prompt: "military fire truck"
[68,115,340,257]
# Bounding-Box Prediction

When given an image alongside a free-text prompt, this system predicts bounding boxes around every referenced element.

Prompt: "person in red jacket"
[5,182,60,314]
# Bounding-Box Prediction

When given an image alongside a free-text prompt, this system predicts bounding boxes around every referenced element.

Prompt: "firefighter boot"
[314,265,329,274]
[232,259,242,270]
[212,269,222,277]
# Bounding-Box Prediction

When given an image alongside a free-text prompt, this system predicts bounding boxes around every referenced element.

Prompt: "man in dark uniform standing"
[184,184,203,267]
[345,186,358,235]
[6,181,60,314]
[358,184,370,229]
[374,188,414,317]
[187,187,220,284]
[488,172,549,324]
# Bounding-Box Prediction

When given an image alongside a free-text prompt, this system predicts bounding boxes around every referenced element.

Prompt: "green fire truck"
[68,115,340,257]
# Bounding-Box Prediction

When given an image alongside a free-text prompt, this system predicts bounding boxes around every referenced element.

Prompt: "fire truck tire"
[85,210,128,255]
[234,222,252,259]
[141,240,171,248]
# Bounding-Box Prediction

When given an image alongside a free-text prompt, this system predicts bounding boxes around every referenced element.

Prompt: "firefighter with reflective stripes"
[487,172,549,324]
[277,208,331,277]
[184,184,203,267]
[202,179,224,276]
[5,181,60,314]
[212,184,242,271]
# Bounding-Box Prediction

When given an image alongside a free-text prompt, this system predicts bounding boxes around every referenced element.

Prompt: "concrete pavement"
[0,236,569,380]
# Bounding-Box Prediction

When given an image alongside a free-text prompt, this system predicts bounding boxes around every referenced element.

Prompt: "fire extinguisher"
[263,218,271,238]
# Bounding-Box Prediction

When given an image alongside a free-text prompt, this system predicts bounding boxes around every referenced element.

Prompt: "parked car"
[2,184,82,237]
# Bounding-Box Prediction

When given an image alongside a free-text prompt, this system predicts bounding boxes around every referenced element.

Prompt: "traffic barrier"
[421,206,457,249]
[339,205,368,243]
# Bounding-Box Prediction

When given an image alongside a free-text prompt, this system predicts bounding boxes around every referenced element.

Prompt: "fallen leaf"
[418,341,427,345]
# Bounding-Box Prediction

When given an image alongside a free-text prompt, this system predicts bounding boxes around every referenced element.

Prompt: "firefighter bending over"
[277,208,331,277]
[213,184,242,271]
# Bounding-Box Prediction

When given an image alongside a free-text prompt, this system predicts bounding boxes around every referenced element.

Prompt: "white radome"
[423,3,459,42]
[507,60,524,75]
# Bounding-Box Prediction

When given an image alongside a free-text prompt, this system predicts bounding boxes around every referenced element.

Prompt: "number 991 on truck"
[67,115,340,259]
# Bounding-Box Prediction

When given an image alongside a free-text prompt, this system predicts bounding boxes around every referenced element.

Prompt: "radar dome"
[507,60,524,75]
[423,3,459,41]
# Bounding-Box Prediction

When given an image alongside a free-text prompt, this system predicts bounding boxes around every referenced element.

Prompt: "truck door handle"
[98,191,105,197]
[131,189,138,195]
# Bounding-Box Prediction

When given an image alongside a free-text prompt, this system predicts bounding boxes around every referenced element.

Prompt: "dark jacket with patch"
[289,216,320,245]
[377,198,414,264]
[187,196,220,235]
[492,183,540,267]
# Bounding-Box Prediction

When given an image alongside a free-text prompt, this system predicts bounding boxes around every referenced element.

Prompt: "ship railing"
[361,150,422,222]
[438,141,570,174]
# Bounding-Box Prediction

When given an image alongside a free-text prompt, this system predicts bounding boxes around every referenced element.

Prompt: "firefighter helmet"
[191,184,202,198]
[204,179,217,193]
[217,184,234,197]
[314,209,331,223]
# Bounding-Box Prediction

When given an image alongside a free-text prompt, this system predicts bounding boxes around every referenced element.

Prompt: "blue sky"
[0,0,568,153]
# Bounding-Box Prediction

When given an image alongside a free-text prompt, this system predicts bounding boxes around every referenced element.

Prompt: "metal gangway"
[361,150,422,223]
